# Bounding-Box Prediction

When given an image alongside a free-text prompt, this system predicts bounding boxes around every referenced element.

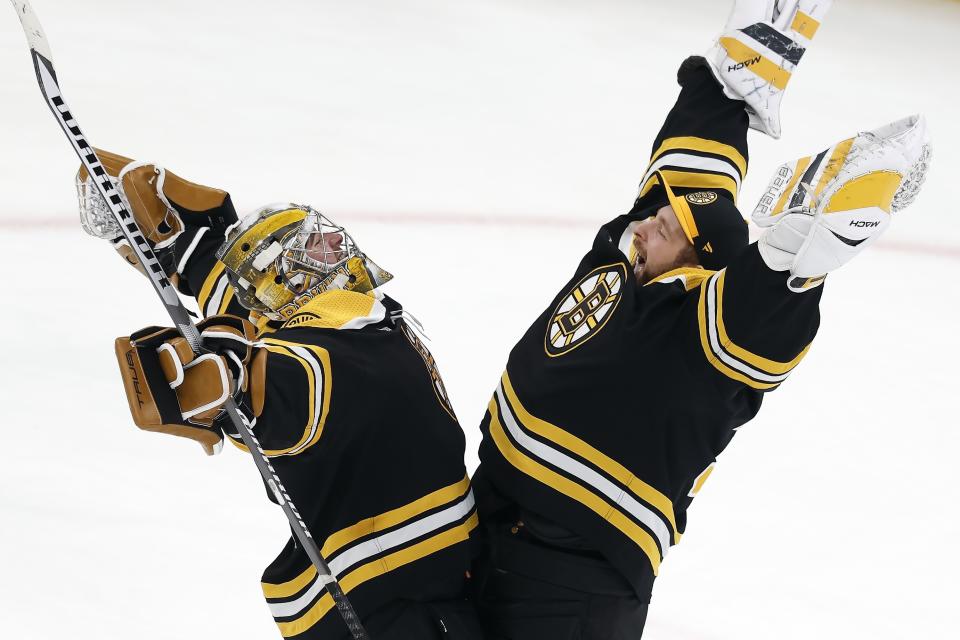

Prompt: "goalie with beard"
[77,154,483,639]
[470,1,932,638]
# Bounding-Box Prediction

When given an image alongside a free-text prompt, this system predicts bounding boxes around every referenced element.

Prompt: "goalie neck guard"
[216,203,393,322]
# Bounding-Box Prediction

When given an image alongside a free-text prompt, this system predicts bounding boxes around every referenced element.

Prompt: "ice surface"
[0,1,958,638]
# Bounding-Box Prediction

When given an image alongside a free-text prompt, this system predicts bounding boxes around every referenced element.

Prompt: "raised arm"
[76,148,248,317]
[632,0,835,217]
[683,114,932,392]
[632,56,750,215]
[684,243,820,392]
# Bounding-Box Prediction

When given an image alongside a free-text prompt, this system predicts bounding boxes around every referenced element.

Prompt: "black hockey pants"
[474,524,649,640]
[358,596,484,639]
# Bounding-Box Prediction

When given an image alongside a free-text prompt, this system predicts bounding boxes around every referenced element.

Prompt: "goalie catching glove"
[707,0,833,138]
[76,149,238,281]
[114,315,263,455]
[753,114,932,292]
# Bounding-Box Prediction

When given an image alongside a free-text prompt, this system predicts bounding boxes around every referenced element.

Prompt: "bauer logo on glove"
[753,114,932,292]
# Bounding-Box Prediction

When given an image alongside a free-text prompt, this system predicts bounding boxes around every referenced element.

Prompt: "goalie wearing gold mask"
[78,152,483,640]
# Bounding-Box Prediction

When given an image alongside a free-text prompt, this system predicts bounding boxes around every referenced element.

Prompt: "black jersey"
[172,227,477,638]
[474,58,822,601]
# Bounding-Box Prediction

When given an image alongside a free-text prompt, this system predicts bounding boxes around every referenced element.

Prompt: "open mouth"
[633,250,647,279]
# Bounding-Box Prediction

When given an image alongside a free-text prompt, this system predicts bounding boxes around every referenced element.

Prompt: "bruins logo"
[685,191,718,205]
[545,264,626,357]
[281,312,324,328]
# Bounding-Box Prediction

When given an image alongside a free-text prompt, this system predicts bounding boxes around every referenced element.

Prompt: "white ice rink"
[1,0,958,638]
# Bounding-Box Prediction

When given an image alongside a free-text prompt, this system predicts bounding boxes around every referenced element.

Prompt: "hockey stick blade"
[7,2,369,638]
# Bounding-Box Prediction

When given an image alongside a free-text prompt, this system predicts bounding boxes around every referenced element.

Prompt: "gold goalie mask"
[216,204,393,321]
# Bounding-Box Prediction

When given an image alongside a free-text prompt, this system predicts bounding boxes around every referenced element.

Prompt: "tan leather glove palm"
[115,315,261,455]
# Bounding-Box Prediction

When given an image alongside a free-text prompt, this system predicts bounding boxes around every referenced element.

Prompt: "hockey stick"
[7,2,370,638]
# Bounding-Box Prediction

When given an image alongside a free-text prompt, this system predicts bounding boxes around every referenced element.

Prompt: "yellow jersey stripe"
[646,266,714,291]
[261,340,333,456]
[263,345,316,437]
[276,513,479,637]
[639,170,740,202]
[216,286,236,315]
[488,398,663,572]
[262,475,472,599]
[719,37,792,90]
[650,136,748,179]
[715,271,810,375]
[230,341,332,457]
[689,463,715,497]
[321,475,471,559]
[697,283,778,391]
[501,373,678,542]
[196,261,226,313]
[262,565,319,601]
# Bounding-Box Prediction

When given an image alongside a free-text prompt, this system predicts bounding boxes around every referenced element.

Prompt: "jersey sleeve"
[226,336,333,457]
[171,195,248,318]
[680,243,822,392]
[632,56,750,213]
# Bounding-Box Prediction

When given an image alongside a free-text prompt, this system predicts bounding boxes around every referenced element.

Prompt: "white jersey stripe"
[495,385,672,555]
[204,272,230,317]
[641,152,743,193]
[177,226,208,274]
[705,273,790,383]
[267,489,475,619]
[283,345,327,456]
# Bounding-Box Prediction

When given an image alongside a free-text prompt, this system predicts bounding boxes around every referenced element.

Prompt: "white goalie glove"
[707,0,833,138]
[752,114,932,292]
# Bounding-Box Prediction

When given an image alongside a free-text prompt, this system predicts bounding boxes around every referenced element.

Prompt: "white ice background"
[0,1,958,638]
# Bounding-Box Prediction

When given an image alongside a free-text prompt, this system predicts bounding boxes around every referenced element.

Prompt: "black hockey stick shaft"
[7,2,369,638]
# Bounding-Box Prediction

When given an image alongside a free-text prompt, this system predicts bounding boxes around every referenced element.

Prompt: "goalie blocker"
[115,315,259,455]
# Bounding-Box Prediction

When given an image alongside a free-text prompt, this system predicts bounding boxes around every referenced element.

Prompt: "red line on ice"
[3,214,959,261]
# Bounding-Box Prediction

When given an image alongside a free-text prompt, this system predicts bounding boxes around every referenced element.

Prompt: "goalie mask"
[216,204,393,321]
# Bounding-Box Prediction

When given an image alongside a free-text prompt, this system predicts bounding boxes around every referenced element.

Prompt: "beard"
[633,254,690,285]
